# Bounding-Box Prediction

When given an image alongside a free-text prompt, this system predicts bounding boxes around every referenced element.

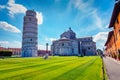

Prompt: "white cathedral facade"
[51,28,96,56]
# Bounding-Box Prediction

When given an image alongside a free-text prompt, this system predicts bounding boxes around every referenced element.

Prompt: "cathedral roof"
[61,37,68,39]
[60,27,76,39]
[59,37,69,41]
[104,31,113,46]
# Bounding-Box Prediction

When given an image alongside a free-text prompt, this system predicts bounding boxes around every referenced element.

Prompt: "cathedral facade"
[51,28,96,56]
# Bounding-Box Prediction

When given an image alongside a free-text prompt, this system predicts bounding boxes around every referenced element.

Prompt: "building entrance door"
[82,49,86,56]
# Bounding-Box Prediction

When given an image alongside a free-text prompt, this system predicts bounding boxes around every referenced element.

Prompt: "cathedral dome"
[60,27,76,39]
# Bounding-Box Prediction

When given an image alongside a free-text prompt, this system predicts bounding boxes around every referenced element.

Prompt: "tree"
[0,51,12,57]
[96,49,103,55]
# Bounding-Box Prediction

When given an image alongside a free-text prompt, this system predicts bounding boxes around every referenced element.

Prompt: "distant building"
[51,28,96,56]
[0,47,6,51]
[0,46,52,57]
[0,47,21,57]
[105,1,120,59]
[22,10,38,57]
[38,50,51,56]
[8,48,21,56]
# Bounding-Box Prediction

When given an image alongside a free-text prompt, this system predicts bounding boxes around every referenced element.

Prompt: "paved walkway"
[103,57,120,80]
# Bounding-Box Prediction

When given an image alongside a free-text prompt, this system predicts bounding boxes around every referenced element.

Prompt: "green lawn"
[0,56,103,80]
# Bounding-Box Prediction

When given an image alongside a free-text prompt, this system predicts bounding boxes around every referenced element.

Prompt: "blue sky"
[0,0,115,50]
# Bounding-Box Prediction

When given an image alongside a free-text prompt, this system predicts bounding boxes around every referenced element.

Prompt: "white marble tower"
[22,10,38,57]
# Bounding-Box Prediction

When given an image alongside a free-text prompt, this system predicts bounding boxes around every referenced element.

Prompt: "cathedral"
[51,28,96,56]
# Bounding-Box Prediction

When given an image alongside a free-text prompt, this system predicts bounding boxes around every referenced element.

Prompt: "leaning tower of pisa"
[22,10,38,57]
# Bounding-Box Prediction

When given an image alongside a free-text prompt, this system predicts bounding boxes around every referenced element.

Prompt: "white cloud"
[0,40,51,50]
[0,0,26,17]
[45,37,57,42]
[0,41,9,44]
[0,0,43,25]
[68,0,94,14]
[0,5,6,9]
[93,32,108,49]
[105,24,109,28]
[92,11,103,30]
[50,38,57,42]
[93,32,108,42]
[6,0,27,17]
[0,40,21,48]
[72,0,93,12]
[69,0,105,31]
[0,21,21,33]
[36,12,43,25]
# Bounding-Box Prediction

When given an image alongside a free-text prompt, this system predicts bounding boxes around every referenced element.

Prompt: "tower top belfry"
[26,10,36,17]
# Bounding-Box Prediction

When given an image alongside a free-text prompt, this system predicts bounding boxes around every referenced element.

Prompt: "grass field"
[0,56,103,80]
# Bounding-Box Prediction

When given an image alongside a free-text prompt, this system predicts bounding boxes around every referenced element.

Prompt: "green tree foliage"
[0,51,12,57]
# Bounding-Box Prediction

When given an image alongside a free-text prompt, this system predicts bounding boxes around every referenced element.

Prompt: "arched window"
[30,39,32,41]
[29,18,31,21]
[62,43,64,46]
[88,47,90,50]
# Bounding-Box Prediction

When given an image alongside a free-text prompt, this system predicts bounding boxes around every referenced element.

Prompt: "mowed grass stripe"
[0,57,79,79]
[22,58,91,80]
[52,57,97,80]
[0,57,76,71]
[27,57,94,80]
[2,58,81,79]
[0,56,88,71]
[0,56,103,80]
[2,65,65,80]
[3,61,73,80]
[75,57,102,80]
[21,57,94,80]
